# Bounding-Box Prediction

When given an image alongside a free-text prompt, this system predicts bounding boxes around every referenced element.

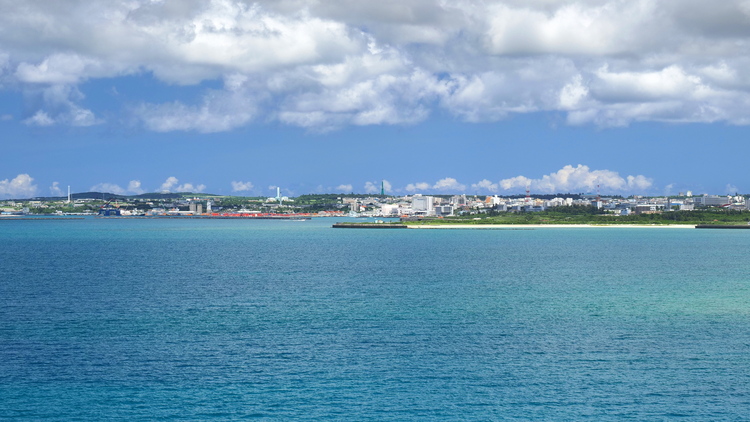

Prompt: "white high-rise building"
[412,195,435,216]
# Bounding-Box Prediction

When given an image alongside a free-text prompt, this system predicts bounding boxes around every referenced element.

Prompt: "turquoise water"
[2,218,750,420]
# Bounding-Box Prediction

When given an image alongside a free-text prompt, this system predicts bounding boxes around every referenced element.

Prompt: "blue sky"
[1,0,750,198]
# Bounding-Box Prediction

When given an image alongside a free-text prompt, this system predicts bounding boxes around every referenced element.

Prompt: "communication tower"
[525,183,531,205]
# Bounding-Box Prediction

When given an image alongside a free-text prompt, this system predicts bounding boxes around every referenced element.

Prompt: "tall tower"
[525,183,531,205]
[67,186,71,204]
[381,180,385,196]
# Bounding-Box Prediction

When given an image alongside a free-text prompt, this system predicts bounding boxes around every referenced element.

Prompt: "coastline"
[406,224,695,229]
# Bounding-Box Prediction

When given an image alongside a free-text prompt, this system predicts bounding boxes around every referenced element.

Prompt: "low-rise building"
[693,195,730,207]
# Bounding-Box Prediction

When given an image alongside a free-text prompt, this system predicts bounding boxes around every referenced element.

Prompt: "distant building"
[634,204,664,214]
[525,205,546,212]
[693,195,729,207]
[412,195,435,216]
[189,202,203,214]
[435,205,454,216]
[380,204,400,216]
[485,195,502,206]
[450,195,467,207]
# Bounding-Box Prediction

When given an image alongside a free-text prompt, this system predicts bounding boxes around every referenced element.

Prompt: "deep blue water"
[2,218,750,420]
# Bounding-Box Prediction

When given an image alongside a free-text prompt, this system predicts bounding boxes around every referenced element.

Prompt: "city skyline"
[2,1,750,198]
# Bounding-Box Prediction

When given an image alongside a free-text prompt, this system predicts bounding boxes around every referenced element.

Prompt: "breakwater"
[332,223,407,229]
[695,224,750,229]
[0,217,85,221]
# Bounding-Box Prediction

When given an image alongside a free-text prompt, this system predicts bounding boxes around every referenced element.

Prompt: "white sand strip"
[406,224,695,229]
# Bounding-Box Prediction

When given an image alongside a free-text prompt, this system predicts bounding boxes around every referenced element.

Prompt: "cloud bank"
[3,1,750,131]
[89,180,146,195]
[159,177,205,193]
[406,178,466,192]
[498,165,653,193]
[402,165,653,194]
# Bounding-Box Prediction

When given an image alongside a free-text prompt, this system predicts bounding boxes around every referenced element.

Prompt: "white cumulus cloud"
[0,174,38,198]
[127,180,145,195]
[471,179,499,193]
[89,183,127,195]
[22,85,101,127]
[335,184,353,192]
[432,177,466,192]
[49,181,63,196]
[137,86,258,133]
[405,182,431,192]
[15,53,109,85]
[404,178,468,193]
[231,181,254,192]
[4,1,750,130]
[499,165,653,194]
[22,110,54,126]
[89,180,145,195]
[160,176,179,193]
[176,183,206,193]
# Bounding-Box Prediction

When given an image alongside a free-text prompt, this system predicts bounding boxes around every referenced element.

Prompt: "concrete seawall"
[695,224,750,229]
[332,223,407,229]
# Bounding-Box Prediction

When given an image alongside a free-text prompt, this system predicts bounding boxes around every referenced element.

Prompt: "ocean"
[2,217,750,420]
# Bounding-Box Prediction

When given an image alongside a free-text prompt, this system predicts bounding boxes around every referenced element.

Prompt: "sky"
[2,0,750,198]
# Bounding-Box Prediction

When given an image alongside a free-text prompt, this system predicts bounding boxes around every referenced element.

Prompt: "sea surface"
[2,217,750,420]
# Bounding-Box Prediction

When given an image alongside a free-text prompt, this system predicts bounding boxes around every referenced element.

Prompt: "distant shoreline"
[406,224,695,229]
